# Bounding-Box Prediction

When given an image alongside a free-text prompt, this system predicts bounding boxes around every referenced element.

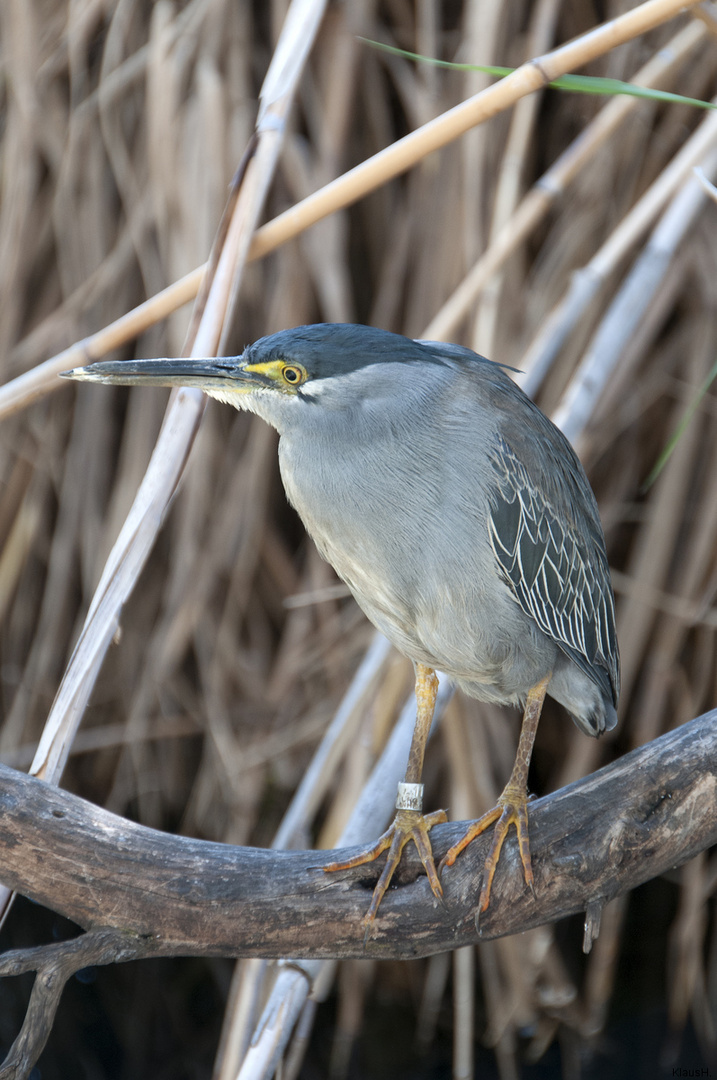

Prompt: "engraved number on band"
[396,782,424,811]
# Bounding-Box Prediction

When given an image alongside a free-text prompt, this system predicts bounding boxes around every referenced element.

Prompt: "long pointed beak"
[59,356,270,394]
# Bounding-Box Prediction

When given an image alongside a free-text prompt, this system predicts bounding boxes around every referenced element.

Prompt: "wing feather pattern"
[488,435,619,706]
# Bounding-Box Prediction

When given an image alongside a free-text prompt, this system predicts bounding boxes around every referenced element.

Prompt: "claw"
[441,674,551,914]
[324,807,448,932]
[441,786,533,913]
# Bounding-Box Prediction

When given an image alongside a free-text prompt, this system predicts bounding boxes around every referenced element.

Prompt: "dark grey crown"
[243,323,495,379]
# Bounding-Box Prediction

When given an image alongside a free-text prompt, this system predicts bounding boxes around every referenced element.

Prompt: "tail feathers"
[570,695,618,738]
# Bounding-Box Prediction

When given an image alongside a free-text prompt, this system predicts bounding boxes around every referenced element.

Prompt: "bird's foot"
[440,782,534,914]
[324,807,448,929]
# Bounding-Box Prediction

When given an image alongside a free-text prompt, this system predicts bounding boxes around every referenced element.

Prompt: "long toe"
[324,808,447,929]
[323,827,395,874]
[440,789,534,914]
[478,793,533,913]
[440,805,503,871]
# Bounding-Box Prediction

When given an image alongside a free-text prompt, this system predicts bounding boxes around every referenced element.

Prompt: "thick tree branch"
[0,711,715,967]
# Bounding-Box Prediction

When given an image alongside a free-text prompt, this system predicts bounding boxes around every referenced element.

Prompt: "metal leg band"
[396,782,424,812]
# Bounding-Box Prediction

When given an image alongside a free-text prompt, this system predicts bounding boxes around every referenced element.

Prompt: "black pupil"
[284,367,298,382]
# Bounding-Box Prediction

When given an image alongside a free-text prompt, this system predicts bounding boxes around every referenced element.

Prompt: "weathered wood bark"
[0,709,715,962]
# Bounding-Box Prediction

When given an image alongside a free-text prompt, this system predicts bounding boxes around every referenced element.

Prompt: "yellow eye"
[281,364,305,386]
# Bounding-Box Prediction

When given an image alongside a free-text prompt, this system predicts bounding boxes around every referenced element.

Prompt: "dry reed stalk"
[470,0,562,358]
[582,895,629,1036]
[629,437,717,722]
[0,0,329,926]
[282,962,337,1080]
[629,335,717,733]
[0,268,203,418]
[328,960,374,1080]
[453,945,476,1080]
[553,143,717,444]
[457,0,510,270]
[443,697,479,1076]
[668,854,708,1036]
[233,676,453,1080]
[422,18,707,344]
[614,335,712,714]
[0,714,199,771]
[2,0,717,1076]
[415,950,451,1050]
[696,162,717,200]
[212,634,391,1078]
[521,98,717,399]
[251,0,708,257]
[0,0,701,426]
[34,0,328,776]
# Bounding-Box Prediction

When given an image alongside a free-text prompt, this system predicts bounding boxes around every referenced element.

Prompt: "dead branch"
[1,708,715,1077]
[0,710,714,963]
[0,929,156,1080]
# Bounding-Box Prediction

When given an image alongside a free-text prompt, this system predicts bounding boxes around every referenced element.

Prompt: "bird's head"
[61,323,498,432]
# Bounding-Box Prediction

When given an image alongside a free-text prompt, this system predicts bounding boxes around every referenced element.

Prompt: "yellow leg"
[324,664,447,927]
[441,672,551,913]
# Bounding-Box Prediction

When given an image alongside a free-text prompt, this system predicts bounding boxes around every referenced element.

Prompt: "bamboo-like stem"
[0,267,203,418]
[553,146,717,444]
[29,0,328,785]
[471,0,561,356]
[0,0,701,421]
[250,0,703,264]
[0,0,329,929]
[235,677,452,1080]
[695,162,717,202]
[520,98,717,397]
[213,633,391,1079]
[422,18,707,343]
[2,1,716,1077]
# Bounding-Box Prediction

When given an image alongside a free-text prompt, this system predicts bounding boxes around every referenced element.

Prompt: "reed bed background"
[1,0,717,1077]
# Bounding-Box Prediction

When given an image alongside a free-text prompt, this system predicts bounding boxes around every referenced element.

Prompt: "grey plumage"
[67,323,619,737]
[245,326,618,735]
[64,321,621,922]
